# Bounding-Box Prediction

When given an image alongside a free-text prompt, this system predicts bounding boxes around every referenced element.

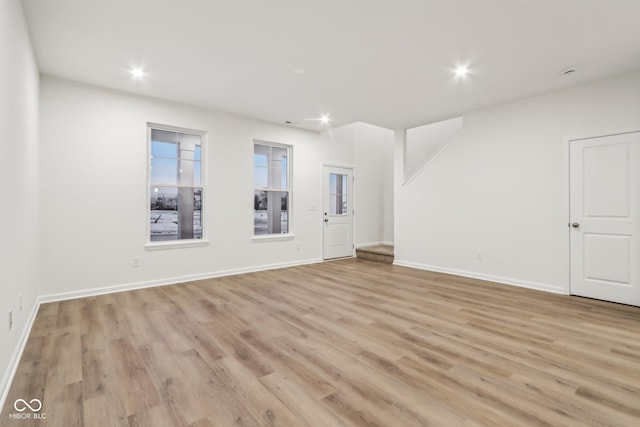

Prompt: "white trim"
[38,258,323,304]
[0,299,41,412]
[382,241,394,246]
[251,234,295,242]
[356,242,385,249]
[145,239,210,251]
[393,260,566,295]
[321,162,356,169]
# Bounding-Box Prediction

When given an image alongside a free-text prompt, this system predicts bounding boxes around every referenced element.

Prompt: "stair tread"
[355,245,394,256]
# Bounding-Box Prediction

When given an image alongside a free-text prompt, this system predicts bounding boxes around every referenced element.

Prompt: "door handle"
[571,222,580,228]
[324,218,329,223]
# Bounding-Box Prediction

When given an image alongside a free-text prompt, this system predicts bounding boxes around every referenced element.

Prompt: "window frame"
[145,122,209,251]
[252,139,294,241]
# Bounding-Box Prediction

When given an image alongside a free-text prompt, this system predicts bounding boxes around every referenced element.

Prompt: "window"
[253,141,291,236]
[148,125,205,243]
[329,173,349,215]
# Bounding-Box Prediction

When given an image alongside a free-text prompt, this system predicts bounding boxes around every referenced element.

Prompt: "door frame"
[322,163,356,260]
[565,129,640,297]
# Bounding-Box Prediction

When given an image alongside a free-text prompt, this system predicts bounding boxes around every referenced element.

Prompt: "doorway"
[323,165,355,260]
[569,132,640,306]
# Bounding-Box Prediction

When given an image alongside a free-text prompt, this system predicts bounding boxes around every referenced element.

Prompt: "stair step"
[356,245,394,264]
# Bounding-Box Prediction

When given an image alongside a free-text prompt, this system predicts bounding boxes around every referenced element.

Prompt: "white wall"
[38,76,356,297]
[395,72,640,292]
[352,123,394,246]
[323,122,394,248]
[0,0,40,401]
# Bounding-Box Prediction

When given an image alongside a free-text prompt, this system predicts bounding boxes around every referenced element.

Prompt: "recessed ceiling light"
[454,65,470,78]
[130,67,145,79]
[293,68,305,75]
[320,114,330,124]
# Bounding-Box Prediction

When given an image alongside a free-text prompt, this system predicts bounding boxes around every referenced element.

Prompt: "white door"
[323,166,354,260]
[570,132,640,306]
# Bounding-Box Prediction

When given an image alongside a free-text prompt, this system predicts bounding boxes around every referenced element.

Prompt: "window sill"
[144,239,210,251]
[251,234,296,243]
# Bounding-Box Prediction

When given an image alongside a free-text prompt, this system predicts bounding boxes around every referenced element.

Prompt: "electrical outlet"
[296,243,301,251]
[9,310,13,331]
[476,250,483,261]
[132,257,140,268]
[19,294,22,311]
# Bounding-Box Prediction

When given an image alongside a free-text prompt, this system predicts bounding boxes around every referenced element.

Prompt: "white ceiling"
[22,0,640,131]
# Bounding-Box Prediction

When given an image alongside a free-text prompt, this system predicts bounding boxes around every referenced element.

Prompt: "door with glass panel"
[323,166,354,259]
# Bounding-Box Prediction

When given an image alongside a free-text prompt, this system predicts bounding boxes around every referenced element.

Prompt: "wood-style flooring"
[1,259,639,426]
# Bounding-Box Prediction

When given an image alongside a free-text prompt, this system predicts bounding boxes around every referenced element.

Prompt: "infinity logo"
[13,399,42,412]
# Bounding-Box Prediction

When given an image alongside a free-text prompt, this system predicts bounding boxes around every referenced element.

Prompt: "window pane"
[194,162,201,186]
[279,192,289,234]
[194,145,201,161]
[254,190,268,235]
[150,187,178,240]
[178,158,200,186]
[150,186,202,241]
[151,140,177,158]
[281,156,288,189]
[151,157,177,185]
[254,166,268,188]
[329,173,348,215]
[253,190,288,235]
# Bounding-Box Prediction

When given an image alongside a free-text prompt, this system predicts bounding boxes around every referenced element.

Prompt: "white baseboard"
[0,299,41,412]
[382,241,394,246]
[393,260,567,295]
[39,257,324,304]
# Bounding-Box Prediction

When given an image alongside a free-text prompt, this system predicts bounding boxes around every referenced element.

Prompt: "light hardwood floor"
[2,259,639,426]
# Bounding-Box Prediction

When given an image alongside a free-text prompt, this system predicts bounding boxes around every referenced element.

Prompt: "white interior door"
[323,166,354,260]
[570,132,640,306]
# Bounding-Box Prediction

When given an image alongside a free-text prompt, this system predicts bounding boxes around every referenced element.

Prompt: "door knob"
[571,222,580,228]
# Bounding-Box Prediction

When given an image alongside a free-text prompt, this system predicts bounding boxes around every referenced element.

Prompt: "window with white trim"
[148,125,205,242]
[253,141,291,236]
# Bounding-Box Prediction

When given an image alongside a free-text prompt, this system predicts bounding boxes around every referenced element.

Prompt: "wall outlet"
[132,257,140,268]
[476,250,483,261]
[296,243,301,251]
[8,310,13,331]
[19,294,22,311]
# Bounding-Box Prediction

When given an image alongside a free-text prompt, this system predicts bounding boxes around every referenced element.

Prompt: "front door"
[569,132,640,306]
[323,166,354,260]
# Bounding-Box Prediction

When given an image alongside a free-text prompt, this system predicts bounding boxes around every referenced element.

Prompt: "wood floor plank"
[2,259,639,426]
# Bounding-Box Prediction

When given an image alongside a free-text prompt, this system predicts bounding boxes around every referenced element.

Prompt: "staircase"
[355,244,394,264]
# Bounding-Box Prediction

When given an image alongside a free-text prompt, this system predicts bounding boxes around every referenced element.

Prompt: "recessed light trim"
[293,68,305,75]
[320,114,330,124]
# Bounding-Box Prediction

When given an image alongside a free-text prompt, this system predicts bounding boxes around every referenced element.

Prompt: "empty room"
[2,0,640,426]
